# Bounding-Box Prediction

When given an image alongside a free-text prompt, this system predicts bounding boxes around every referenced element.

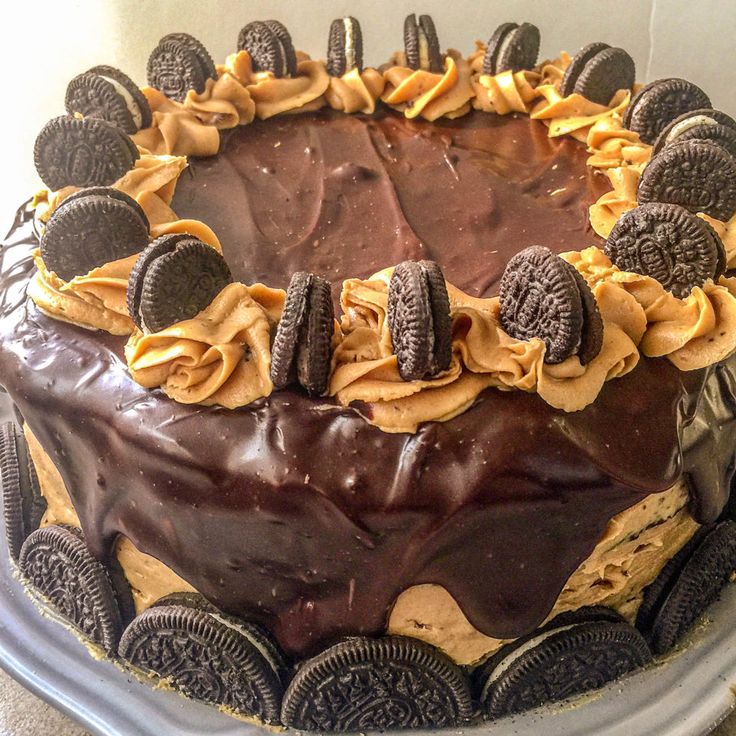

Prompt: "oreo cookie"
[387,260,452,382]
[638,139,736,222]
[404,14,443,73]
[0,422,46,561]
[19,525,130,654]
[270,272,334,396]
[499,246,603,365]
[605,203,726,298]
[40,187,150,281]
[147,34,216,102]
[475,614,651,718]
[34,115,140,191]
[623,78,712,145]
[119,601,285,723]
[65,65,152,134]
[636,521,736,654]
[237,20,298,78]
[281,636,473,731]
[652,108,736,158]
[481,22,540,76]
[127,237,232,333]
[559,44,635,105]
[327,17,364,77]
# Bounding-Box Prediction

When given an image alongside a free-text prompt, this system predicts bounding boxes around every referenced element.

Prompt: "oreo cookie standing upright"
[652,108,736,158]
[147,33,217,102]
[558,44,635,105]
[623,78,712,144]
[481,22,540,76]
[238,20,297,77]
[327,17,364,77]
[65,65,152,134]
[403,14,443,73]
[34,115,140,191]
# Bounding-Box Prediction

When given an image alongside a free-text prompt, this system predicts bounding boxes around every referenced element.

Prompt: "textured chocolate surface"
[1,111,736,659]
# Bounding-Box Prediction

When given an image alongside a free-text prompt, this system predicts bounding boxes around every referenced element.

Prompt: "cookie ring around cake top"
[387,260,452,382]
[33,115,140,192]
[280,635,473,731]
[482,22,540,76]
[119,601,286,723]
[403,13,443,73]
[623,78,712,145]
[147,38,210,102]
[18,525,131,654]
[604,202,726,299]
[637,139,736,222]
[652,108,736,157]
[327,16,364,76]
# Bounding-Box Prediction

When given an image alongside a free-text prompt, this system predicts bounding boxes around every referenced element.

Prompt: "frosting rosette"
[586,115,651,170]
[472,69,541,115]
[589,166,641,238]
[382,50,474,121]
[125,282,282,408]
[325,67,385,114]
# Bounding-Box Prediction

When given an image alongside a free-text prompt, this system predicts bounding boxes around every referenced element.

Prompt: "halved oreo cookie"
[128,237,232,333]
[238,20,297,78]
[119,601,285,723]
[34,115,140,191]
[147,35,215,103]
[0,422,46,561]
[605,203,726,298]
[623,78,712,145]
[41,188,149,281]
[652,108,736,158]
[637,521,736,654]
[404,14,443,73]
[281,636,473,731]
[475,616,651,718]
[481,22,540,76]
[327,17,364,77]
[499,246,603,365]
[270,272,334,396]
[65,65,152,134]
[559,45,635,106]
[387,260,452,382]
[19,525,129,654]
[638,139,736,222]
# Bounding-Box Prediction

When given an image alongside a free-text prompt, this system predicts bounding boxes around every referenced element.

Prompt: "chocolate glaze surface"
[1,111,735,659]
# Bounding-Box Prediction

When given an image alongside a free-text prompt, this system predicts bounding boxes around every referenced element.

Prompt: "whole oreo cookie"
[327,17,364,77]
[41,188,150,281]
[387,260,452,382]
[637,521,736,654]
[0,422,46,561]
[605,203,726,298]
[481,22,540,76]
[280,636,473,731]
[404,13,443,73]
[19,525,129,654]
[238,20,297,78]
[623,78,712,145]
[638,139,736,222]
[129,238,232,333]
[34,115,139,191]
[159,32,218,81]
[65,65,152,134]
[561,45,635,106]
[475,618,651,718]
[147,36,213,103]
[270,271,334,396]
[652,108,736,158]
[499,246,603,365]
[119,602,285,722]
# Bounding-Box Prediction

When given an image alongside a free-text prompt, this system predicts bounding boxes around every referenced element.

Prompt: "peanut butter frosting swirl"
[472,69,541,115]
[325,68,386,114]
[125,282,282,408]
[586,115,651,170]
[589,165,641,238]
[382,51,474,121]
[132,88,221,157]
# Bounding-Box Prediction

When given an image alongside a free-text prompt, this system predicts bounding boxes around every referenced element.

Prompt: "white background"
[0,0,734,224]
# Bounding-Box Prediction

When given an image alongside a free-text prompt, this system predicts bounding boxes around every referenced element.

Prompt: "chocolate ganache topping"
[2,110,736,658]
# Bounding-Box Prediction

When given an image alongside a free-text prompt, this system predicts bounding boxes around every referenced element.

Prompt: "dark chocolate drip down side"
[0,110,734,659]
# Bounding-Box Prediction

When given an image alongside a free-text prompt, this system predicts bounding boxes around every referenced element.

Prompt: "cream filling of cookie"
[492,29,517,74]
[418,30,430,71]
[665,114,719,144]
[343,18,356,72]
[99,75,143,130]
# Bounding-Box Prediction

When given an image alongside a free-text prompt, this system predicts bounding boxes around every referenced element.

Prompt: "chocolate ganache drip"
[1,111,735,658]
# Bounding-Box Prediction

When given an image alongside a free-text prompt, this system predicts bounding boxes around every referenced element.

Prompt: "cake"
[2,13,736,732]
